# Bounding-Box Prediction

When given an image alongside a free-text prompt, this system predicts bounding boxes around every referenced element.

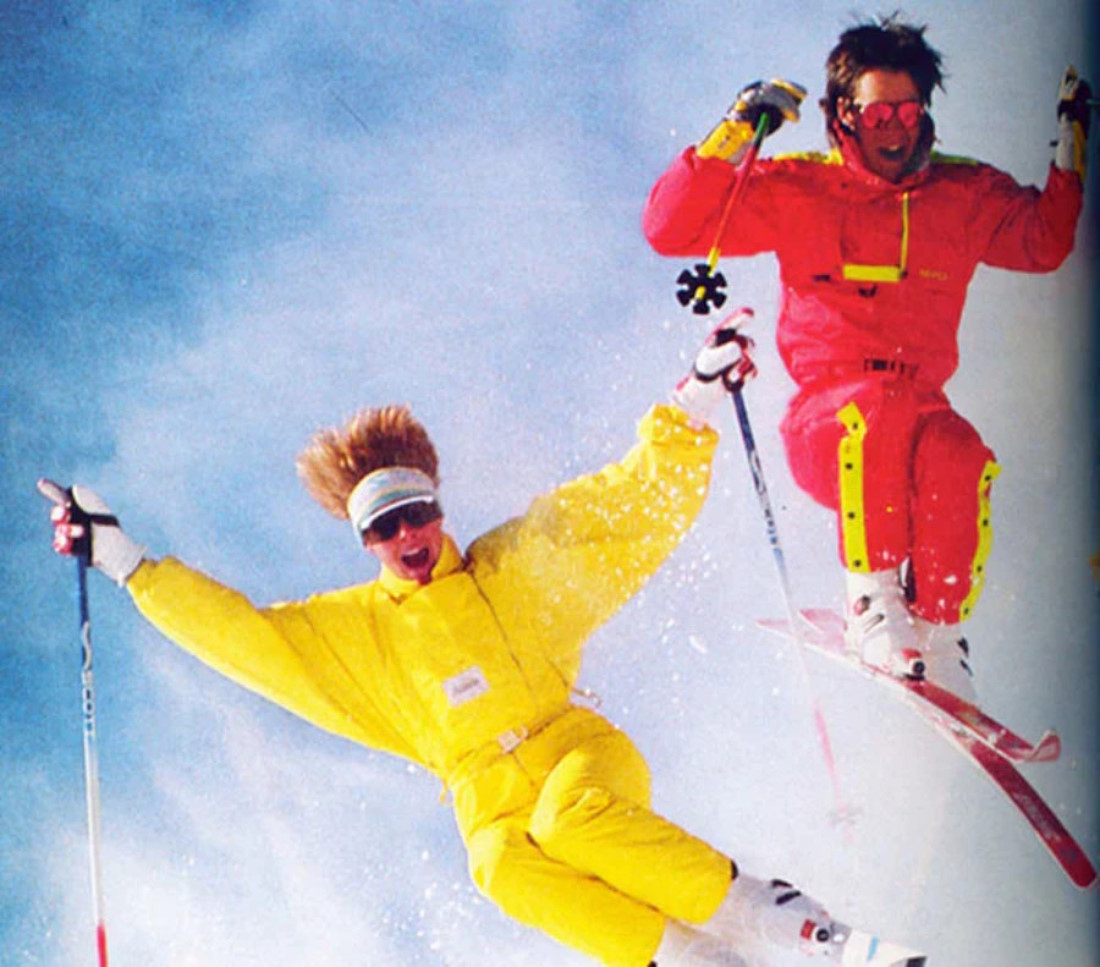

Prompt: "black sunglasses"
[362,500,442,542]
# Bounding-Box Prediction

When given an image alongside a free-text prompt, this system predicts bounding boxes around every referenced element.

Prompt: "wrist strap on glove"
[65,496,121,563]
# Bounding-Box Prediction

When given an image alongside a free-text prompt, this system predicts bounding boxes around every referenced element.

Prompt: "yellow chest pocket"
[379,574,541,770]
[841,192,910,283]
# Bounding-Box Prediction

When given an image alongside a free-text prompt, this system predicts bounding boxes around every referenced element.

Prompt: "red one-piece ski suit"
[643,134,1082,623]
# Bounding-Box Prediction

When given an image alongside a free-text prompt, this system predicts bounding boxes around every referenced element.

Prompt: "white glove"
[39,479,147,587]
[1054,65,1092,179]
[671,308,758,427]
[699,79,807,162]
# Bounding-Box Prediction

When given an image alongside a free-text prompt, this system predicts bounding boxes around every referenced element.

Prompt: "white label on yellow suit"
[443,666,490,707]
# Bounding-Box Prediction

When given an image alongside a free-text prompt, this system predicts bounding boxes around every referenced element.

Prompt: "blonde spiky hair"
[296,404,440,520]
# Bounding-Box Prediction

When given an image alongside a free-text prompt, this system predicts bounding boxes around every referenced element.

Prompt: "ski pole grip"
[37,478,105,564]
[37,477,70,506]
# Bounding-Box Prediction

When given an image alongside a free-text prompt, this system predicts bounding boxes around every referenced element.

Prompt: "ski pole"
[700,113,770,282]
[677,114,770,314]
[729,388,853,830]
[76,554,110,967]
[40,480,110,967]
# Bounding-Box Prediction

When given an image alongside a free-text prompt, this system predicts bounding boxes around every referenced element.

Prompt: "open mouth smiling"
[402,547,431,569]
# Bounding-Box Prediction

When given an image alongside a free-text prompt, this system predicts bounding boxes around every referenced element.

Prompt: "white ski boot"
[692,873,928,965]
[844,570,925,680]
[652,920,749,966]
[914,618,977,704]
[698,874,840,958]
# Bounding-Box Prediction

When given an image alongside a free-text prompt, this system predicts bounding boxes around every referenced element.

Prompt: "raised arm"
[40,481,417,759]
[643,79,805,256]
[979,66,1088,271]
[469,313,757,679]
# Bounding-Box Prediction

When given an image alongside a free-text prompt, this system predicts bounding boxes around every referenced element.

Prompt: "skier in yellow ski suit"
[43,315,866,967]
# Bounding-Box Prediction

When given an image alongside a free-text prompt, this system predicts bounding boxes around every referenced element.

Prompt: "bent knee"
[466,824,535,902]
[528,733,651,852]
[916,411,994,473]
[530,785,600,841]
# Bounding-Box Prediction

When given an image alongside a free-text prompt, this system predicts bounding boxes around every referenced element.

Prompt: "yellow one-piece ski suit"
[126,404,735,966]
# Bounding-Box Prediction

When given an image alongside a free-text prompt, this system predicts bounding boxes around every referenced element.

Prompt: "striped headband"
[346,466,439,536]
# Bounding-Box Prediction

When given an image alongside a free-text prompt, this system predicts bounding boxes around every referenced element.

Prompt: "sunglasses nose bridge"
[865,106,895,128]
[861,101,923,130]
[364,500,442,543]
[381,515,412,542]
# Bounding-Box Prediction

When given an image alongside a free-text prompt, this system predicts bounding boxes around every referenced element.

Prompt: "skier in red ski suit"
[642,16,1089,702]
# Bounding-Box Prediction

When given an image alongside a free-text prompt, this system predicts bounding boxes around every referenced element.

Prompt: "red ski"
[945,724,1097,889]
[760,608,1096,890]
[759,608,1060,764]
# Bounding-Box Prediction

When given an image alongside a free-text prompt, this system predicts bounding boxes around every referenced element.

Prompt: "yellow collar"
[377,534,464,601]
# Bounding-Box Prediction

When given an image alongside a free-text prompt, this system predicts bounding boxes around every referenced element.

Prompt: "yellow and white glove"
[1054,65,1092,180]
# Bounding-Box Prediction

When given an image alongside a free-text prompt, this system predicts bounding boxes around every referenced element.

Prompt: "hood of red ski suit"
[643,139,1082,391]
[126,403,716,791]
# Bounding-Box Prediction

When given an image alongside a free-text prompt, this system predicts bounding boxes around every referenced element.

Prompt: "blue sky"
[3,2,1097,965]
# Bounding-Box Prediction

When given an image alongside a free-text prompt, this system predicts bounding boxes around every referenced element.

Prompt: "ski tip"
[756,617,792,638]
[799,606,846,632]
[1030,729,1061,763]
[1070,864,1098,891]
[756,611,844,650]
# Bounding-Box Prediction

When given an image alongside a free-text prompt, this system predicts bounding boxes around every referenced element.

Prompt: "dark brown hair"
[820,14,945,135]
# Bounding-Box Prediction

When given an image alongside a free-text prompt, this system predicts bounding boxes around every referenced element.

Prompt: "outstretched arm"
[469,313,757,677]
[979,67,1089,272]
[39,480,415,758]
[40,480,327,715]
